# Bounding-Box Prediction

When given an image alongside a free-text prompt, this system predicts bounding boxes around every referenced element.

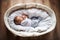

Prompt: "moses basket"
[4,3,56,37]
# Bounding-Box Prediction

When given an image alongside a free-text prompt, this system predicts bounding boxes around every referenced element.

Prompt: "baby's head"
[14,14,28,25]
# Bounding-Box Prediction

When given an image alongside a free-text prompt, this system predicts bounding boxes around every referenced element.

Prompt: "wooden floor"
[0,0,60,40]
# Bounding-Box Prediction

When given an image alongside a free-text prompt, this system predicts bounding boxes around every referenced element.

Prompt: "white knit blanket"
[8,8,52,32]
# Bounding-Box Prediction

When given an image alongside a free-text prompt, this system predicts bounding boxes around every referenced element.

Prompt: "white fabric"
[21,18,32,26]
[8,8,52,32]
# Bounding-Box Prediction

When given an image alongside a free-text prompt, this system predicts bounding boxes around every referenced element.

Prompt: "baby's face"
[22,14,28,19]
[14,14,28,25]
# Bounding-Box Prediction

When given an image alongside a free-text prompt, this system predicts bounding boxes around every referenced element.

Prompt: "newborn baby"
[14,14,28,24]
[14,14,39,27]
[14,14,32,26]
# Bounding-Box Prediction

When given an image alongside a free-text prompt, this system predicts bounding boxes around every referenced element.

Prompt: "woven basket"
[4,3,56,37]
